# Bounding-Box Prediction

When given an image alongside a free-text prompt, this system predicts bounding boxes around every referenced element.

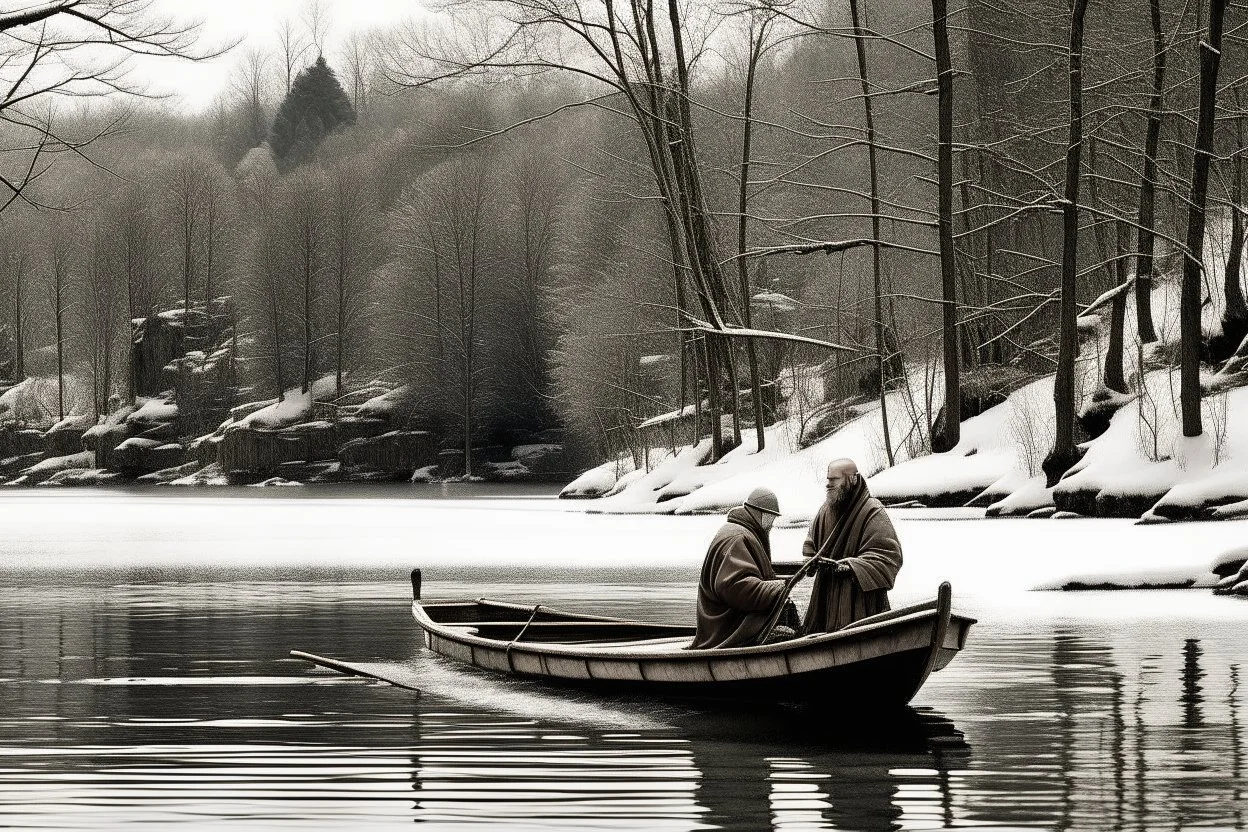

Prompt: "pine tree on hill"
[269,56,357,169]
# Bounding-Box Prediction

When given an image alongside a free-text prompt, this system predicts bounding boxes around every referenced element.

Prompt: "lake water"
[2,488,1247,830]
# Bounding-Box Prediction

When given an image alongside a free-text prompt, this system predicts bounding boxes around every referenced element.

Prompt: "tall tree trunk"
[736,18,767,452]
[54,260,64,423]
[271,301,284,402]
[1105,221,1129,393]
[1180,0,1225,438]
[931,0,960,452]
[183,201,194,318]
[1045,0,1089,485]
[302,224,314,396]
[205,201,215,310]
[125,247,137,404]
[12,255,23,381]
[336,242,348,405]
[851,0,894,467]
[1223,89,1248,337]
[1135,0,1165,344]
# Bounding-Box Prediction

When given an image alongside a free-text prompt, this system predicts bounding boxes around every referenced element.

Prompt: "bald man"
[801,458,903,633]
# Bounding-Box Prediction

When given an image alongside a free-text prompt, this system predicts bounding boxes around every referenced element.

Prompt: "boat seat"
[443,625,480,636]
[571,636,694,653]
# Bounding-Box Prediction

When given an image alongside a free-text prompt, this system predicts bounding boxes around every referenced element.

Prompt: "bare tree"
[44,220,76,423]
[0,225,31,381]
[325,164,381,403]
[388,0,856,462]
[303,0,331,58]
[849,0,894,465]
[0,1,216,214]
[281,169,329,395]
[931,0,960,452]
[278,16,311,93]
[230,47,275,149]
[82,216,125,418]
[1179,0,1226,438]
[161,152,208,316]
[1134,0,1167,345]
[340,30,375,120]
[1044,0,1090,485]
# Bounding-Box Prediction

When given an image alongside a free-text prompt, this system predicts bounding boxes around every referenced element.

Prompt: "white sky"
[130,0,420,112]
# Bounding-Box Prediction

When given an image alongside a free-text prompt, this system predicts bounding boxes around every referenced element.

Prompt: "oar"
[754,515,852,645]
[754,554,830,644]
[288,649,423,693]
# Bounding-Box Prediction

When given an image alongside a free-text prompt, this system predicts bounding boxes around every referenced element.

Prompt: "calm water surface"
[1,489,1246,830]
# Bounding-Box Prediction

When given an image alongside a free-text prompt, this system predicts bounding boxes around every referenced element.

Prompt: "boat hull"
[411,579,974,708]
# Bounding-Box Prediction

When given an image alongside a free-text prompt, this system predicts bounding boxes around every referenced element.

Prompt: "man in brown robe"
[801,458,903,633]
[691,487,794,649]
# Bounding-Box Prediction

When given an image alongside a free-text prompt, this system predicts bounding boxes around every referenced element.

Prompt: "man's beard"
[826,485,847,506]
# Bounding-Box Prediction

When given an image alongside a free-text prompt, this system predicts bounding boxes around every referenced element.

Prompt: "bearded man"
[801,458,903,633]
[690,487,799,649]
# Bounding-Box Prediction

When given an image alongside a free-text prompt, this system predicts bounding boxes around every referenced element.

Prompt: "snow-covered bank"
[3,492,1245,604]
[566,378,936,523]
[564,367,1248,524]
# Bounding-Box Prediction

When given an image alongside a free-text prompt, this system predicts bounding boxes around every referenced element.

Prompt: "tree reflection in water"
[4,580,1248,829]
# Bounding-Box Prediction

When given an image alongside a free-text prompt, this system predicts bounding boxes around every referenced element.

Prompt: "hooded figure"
[802,459,903,633]
[690,488,786,649]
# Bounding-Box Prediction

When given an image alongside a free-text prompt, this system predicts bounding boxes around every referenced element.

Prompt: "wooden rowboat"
[410,569,975,707]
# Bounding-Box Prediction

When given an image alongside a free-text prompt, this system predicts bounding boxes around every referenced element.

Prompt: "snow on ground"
[1,493,1243,605]
[0,376,88,426]
[585,371,939,523]
[1059,374,1248,518]
[229,377,336,431]
[873,376,1054,507]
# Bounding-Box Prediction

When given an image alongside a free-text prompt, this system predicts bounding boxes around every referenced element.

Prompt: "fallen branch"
[733,238,938,261]
[682,318,860,352]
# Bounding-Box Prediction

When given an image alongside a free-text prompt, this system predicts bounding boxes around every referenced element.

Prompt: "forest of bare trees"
[1,0,1248,487]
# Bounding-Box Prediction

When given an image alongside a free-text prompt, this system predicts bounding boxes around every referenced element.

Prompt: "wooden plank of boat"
[408,569,976,707]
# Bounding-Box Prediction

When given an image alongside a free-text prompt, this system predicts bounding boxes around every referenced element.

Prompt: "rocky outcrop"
[339,430,435,479]
[110,438,186,476]
[219,425,335,484]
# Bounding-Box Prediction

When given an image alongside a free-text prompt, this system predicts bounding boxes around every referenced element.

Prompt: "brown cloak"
[801,477,903,633]
[690,507,786,649]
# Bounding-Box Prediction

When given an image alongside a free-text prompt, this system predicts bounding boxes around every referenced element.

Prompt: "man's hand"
[815,557,855,577]
[779,599,802,632]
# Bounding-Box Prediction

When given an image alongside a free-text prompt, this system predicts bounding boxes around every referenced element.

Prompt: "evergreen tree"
[269,56,356,169]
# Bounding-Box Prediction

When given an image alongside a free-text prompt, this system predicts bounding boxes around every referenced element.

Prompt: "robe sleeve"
[842,508,903,592]
[713,533,785,613]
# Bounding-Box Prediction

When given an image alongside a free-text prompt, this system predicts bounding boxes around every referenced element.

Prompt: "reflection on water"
[1,579,1247,830]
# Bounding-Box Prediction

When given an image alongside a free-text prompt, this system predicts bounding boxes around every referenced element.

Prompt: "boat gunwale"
[413,599,974,662]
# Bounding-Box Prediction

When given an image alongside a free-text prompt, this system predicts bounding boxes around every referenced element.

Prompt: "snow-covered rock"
[354,384,422,425]
[560,456,638,498]
[249,476,303,487]
[410,464,438,483]
[136,461,202,484]
[165,462,229,486]
[128,396,179,426]
[228,377,336,432]
[41,468,124,487]
[11,451,94,485]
